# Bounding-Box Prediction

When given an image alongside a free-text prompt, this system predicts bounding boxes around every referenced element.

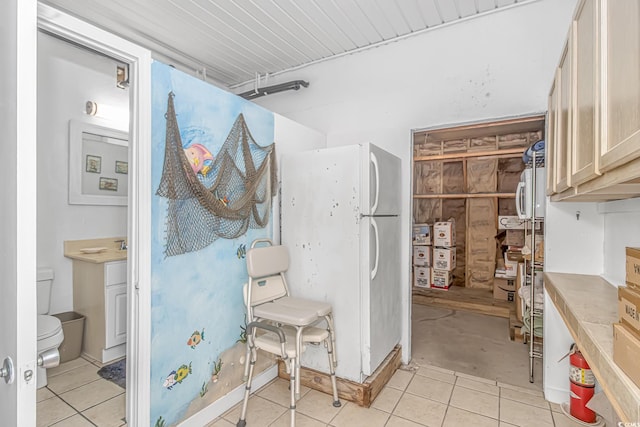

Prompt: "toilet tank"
[36,267,54,315]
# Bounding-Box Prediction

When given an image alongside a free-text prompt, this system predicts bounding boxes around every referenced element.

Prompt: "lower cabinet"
[73,259,127,363]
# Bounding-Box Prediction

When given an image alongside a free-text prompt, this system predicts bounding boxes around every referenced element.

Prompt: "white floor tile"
[295,389,344,423]
[50,414,95,426]
[256,378,310,408]
[384,415,426,427]
[47,358,90,378]
[223,395,286,426]
[449,385,499,419]
[36,396,76,427]
[456,376,500,396]
[405,375,453,404]
[60,378,124,411]
[500,387,550,409]
[499,397,553,427]
[414,367,456,384]
[37,387,55,403]
[371,387,403,413]
[455,372,497,386]
[46,364,100,395]
[82,394,126,427]
[442,406,499,427]
[329,401,389,427]
[393,393,447,427]
[386,369,414,391]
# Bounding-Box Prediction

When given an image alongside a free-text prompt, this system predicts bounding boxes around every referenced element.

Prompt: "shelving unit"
[521,150,544,382]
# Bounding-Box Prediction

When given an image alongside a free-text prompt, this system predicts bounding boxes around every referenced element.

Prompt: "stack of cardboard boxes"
[412,224,432,288]
[613,247,640,387]
[432,220,456,290]
[494,216,525,303]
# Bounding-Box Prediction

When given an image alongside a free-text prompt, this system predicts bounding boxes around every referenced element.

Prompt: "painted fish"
[163,370,177,390]
[175,362,192,383]
[237,243,246,259]
[184,143,214,177]
[187,329,205,349]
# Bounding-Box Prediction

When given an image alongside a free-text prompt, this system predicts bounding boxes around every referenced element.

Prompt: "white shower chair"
[237,238,340,427]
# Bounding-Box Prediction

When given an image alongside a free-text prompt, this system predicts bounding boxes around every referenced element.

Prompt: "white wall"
[37,32,129,314]
[599,198,640,286]
[238,0,578,362]
[272,114,327,243]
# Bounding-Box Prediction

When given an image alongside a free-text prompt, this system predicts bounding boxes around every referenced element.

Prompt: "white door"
[0,0,38,425]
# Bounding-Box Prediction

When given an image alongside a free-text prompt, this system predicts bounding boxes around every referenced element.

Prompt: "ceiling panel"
[42,0,524,88]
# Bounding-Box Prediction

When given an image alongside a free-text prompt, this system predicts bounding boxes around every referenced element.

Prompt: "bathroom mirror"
[69,120,129,205]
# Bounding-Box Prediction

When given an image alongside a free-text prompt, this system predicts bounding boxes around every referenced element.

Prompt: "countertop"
[64,237,127,264]
[544,272,640,423]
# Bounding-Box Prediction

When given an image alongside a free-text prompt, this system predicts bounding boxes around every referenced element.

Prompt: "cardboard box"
[413,266,431,288]
[626,247,640,291]
[493,276,516,302]
[433,220,455,247]
[431,269,452,290]
[613,323,640,388]
[504,253,518,277]
[618,286,640,339]
[413,245,432,267]
[433,247,456,271]
[498,215,541,230]
[412,224,432,245]
[505,229,525,247]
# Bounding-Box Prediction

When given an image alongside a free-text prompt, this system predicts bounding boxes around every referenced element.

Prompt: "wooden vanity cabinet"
[72,259,127,363]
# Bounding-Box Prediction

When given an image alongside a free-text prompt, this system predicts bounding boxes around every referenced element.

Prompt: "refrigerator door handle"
[370,152,379,214]
[515,181,526,219]
[371,217,379,280]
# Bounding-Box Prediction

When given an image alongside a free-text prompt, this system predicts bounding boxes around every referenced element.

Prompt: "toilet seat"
[37,315,64,350]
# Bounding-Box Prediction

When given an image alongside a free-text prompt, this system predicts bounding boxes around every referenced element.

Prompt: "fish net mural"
[156,92,277,257]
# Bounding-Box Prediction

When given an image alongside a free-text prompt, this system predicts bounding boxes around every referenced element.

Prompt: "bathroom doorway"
[35,6,152,425]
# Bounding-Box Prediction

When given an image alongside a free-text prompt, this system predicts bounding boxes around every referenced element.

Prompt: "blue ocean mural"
[150,61,275,426]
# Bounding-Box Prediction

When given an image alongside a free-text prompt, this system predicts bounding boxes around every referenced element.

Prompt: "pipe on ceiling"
[238,80,309,100]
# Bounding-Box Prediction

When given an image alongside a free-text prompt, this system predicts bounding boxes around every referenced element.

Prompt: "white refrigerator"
[281,143,402,382]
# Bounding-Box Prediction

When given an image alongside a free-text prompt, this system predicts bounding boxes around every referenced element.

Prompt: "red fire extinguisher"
[569,344,596,423]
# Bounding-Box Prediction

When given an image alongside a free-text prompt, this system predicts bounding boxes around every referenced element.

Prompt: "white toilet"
[36,267,64,389]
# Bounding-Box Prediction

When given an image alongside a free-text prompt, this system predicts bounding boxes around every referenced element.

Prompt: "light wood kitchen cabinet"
[549,0,640,201]
[571,0,601,186]
[598,0,640,172]
[73,259,127,363]
[546,70,559,196]
[555,36,572,194]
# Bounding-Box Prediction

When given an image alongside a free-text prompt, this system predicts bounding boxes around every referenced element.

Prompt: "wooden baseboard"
[278,345,402,408]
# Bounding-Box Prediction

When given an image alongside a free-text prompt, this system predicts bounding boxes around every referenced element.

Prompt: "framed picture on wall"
[99,177,118,191]
[86,155,101,173]
[115,160,128,174]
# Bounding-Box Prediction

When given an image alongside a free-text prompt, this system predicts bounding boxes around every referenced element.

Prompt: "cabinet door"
[556,36,572,193]
[547,70,559,196]
[106,283,127,349]
[599,0,640,171]
[571,0,601,185]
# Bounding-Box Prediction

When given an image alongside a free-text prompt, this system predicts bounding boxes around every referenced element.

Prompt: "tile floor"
[37,359,585,427]
[36,356,126,427]
[207,363,585,427]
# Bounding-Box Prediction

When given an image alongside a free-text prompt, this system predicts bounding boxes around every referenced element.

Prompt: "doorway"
[36,5,152,426]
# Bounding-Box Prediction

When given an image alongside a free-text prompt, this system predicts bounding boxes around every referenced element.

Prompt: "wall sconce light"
[85,101,98,116]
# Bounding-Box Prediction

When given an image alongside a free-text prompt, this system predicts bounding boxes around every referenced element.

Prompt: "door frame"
[37,4,152,425]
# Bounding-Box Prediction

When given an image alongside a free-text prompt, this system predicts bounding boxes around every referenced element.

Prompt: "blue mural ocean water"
[150,61,274,426]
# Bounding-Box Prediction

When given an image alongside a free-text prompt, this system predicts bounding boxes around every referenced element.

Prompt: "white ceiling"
[42,0,528,88]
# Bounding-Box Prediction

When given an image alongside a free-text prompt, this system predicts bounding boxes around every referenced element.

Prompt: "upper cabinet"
[556,37,572,194]
[571,0,601,186]
[546,71,558,196]
[599,0,640,171]
[548,0,640,201]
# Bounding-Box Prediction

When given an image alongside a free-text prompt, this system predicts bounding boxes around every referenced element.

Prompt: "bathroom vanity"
[64,238,127,363]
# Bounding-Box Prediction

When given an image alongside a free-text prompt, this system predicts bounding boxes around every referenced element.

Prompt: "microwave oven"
[516,167,546,219]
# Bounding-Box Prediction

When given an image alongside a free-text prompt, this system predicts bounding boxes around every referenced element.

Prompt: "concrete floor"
[411,304,543,391]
